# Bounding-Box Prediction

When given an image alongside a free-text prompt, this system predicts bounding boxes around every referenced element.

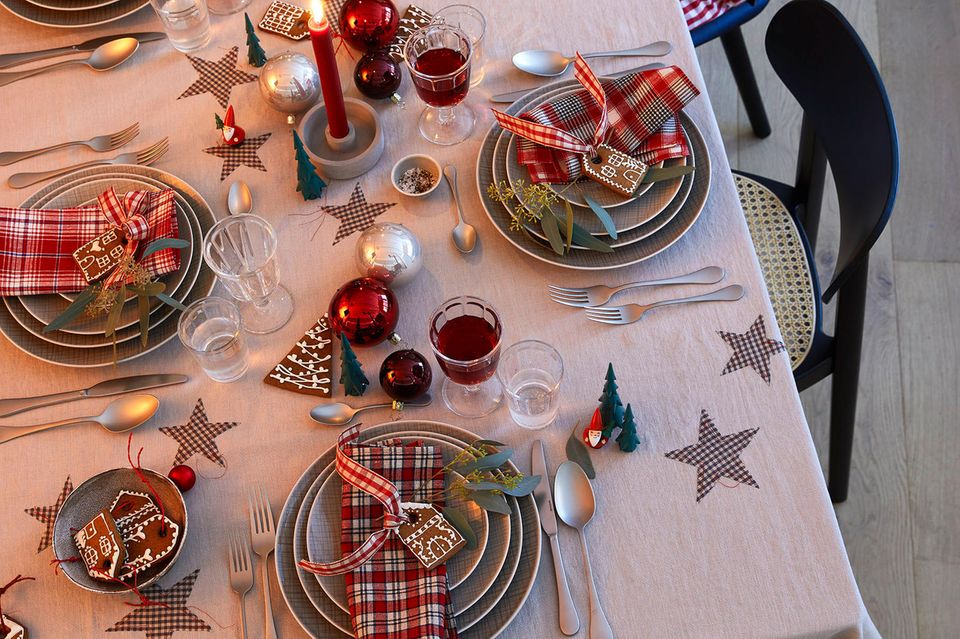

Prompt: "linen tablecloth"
[0,1,875,637]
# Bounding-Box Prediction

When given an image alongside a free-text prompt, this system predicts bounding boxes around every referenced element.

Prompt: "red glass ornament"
[354,50,402,100]
[329,277,400,346]
[168,465,197,492]
[380,349,432,401]
[338,0,399,52]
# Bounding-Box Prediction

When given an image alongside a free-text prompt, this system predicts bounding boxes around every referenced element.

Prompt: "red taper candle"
[309,0,350,139]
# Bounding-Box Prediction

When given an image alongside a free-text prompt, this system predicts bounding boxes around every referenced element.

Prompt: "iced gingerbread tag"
[581,144,649,197]
[396,503,466,570]
[73,227,126,283]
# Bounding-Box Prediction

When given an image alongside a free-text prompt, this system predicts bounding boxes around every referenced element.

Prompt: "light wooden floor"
[697,1,959,637]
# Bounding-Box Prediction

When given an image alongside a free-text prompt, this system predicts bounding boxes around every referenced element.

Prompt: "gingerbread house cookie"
[396,503,466,570]
[73,509,127,581]
[110,490,156,529]
[117,513,180,581]
[581,144,649,197]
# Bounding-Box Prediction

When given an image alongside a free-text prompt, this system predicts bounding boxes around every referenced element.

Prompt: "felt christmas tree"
[293,130,326,200]
[245,13,268,67]
[339,334,369,396]
[616,404,640,452]
[597,363,624,437]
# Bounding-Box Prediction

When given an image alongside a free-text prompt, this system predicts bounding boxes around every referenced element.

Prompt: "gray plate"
[24,0,122,12]
[0,0,148,27]
[52,467,188,594]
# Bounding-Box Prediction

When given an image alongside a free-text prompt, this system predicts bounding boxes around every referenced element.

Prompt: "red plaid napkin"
[0,190,179,297]
[516,65,700,183]
[682,0,748,30]
[342,441,457,639]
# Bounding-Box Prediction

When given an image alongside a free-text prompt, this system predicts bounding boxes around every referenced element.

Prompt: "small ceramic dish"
[391,154,441,198]
[52,467,188,594]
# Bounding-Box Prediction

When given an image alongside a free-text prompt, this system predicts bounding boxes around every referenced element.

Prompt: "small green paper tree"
[293,130,326,200]
[598,363,624,436]
[245,13,267,67]
[339,334,369,396]
[617,404,640,452]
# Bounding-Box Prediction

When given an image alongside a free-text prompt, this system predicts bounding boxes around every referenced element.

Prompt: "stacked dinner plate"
[0,164,217,367]
[476,78,713,270]
[0,0,149,28]
[277,420,542,639]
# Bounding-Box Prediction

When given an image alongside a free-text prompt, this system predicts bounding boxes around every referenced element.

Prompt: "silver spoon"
[0,37,140,88]
[227,181,254,216]
[0,394,159,445]
[554,461,614,639]
[310,394,432,426]
[512,41,672,77]
[442,165,477,254]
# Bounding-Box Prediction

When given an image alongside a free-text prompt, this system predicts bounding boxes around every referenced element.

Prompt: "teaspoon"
[309,395,432,426]
[442,165,477,254]
[0,394,159,445]
[513,41,672,77]
[0,37,140,88]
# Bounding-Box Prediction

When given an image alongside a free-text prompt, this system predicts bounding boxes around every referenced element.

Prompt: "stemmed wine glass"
[429,296,503,417]
[403,23,475,145]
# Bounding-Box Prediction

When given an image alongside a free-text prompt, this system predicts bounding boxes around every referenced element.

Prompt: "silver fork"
[584,284,745,325]
[248,485,279,639]
[8,137,169,189]
[549,266,725,308]
[0,123,140,166]
[228,531,253,639]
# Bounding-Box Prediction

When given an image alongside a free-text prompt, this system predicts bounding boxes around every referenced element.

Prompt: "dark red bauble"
[329,277,400,346]
[380,349,432,401]
[168,465,196,492]
[354,50,402,99]
[339,0,399,52]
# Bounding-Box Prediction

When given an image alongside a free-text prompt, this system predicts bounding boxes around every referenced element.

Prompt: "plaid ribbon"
[503,64,700,184]
[0,189,179,297]
[98,187,150,288]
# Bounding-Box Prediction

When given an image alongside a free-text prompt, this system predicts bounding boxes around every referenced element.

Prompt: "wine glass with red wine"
[403,23,475,145]
[429,295,503,417]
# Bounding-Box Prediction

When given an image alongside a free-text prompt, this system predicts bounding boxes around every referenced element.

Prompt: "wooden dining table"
[0,1,879,637]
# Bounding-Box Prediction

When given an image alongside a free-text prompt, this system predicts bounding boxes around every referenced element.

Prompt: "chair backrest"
[765,0,898,301]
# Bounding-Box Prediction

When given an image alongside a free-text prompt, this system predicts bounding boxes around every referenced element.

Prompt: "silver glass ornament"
[355,223,423,287]
[259,53,321,124]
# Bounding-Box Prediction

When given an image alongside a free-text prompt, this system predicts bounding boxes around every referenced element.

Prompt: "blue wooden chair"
[691,0,772,138]
[733,0,899,502]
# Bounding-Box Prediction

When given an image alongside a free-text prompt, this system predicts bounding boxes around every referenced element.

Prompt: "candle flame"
[310,0,324,23]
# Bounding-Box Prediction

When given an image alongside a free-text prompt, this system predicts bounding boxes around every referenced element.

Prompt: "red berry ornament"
[329,277,400,346]
[168,465,197,492]
[380,349,432,401]
[338,0,399,52]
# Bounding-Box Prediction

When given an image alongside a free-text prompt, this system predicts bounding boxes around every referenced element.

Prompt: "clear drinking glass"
[202,214,294,334]
[404,23,475,145]
[429,296,503,418]
[178,297,249,382]
[206,0,250,15]
[149,0,211,53]
[496,340,563,429]
[433,5,486,87]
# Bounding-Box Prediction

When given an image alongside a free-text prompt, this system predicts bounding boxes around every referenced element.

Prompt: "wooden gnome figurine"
[215,105,245,147]
[583,407,608,449]
[583,363,625,449]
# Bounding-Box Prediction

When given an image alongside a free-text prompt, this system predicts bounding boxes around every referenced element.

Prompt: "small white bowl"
[391,154,441,198]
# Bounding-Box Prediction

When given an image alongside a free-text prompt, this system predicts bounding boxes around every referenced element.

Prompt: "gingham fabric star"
[322,182,396,244]
[105,569,210,639]
[665,410,759,502]
[202,133,271,181]
[178,46,257,108]
[159,399,238,468]
[718,315,787,384]
[24,476,72,553]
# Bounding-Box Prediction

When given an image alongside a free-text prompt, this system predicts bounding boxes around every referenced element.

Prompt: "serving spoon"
[512,41,672,77]
[442,165,477,254]
[0,394,159,445]
[554,461,614,639]
[310,395,432,426]
[0,37,140,88]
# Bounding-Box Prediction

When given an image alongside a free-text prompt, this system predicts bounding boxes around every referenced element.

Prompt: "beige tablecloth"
[0,1,875,637]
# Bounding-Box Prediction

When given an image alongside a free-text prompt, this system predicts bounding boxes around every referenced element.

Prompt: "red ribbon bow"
[96,187,150,287]
[493,53,609,157]
[298,425,407,576]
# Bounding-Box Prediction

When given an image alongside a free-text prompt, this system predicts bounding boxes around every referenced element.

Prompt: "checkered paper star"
[665,410,759,502]
[24,476,72,553]
[203,133,271,181]
[323,182,396,244]
[718,315,786,384]
[159,399,238,468]
[177,46,257,108]
[106,569,210,639]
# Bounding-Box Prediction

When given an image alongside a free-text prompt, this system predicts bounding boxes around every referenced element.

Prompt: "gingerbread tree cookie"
[264,314,334,397]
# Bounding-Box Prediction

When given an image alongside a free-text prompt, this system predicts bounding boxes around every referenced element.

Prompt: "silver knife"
[489,62,666,104]
[0,32,166,70]
[0,374,188,418]
[532,440,580,636]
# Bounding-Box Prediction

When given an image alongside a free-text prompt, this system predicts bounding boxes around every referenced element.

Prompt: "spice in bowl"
[397,167,436,195]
